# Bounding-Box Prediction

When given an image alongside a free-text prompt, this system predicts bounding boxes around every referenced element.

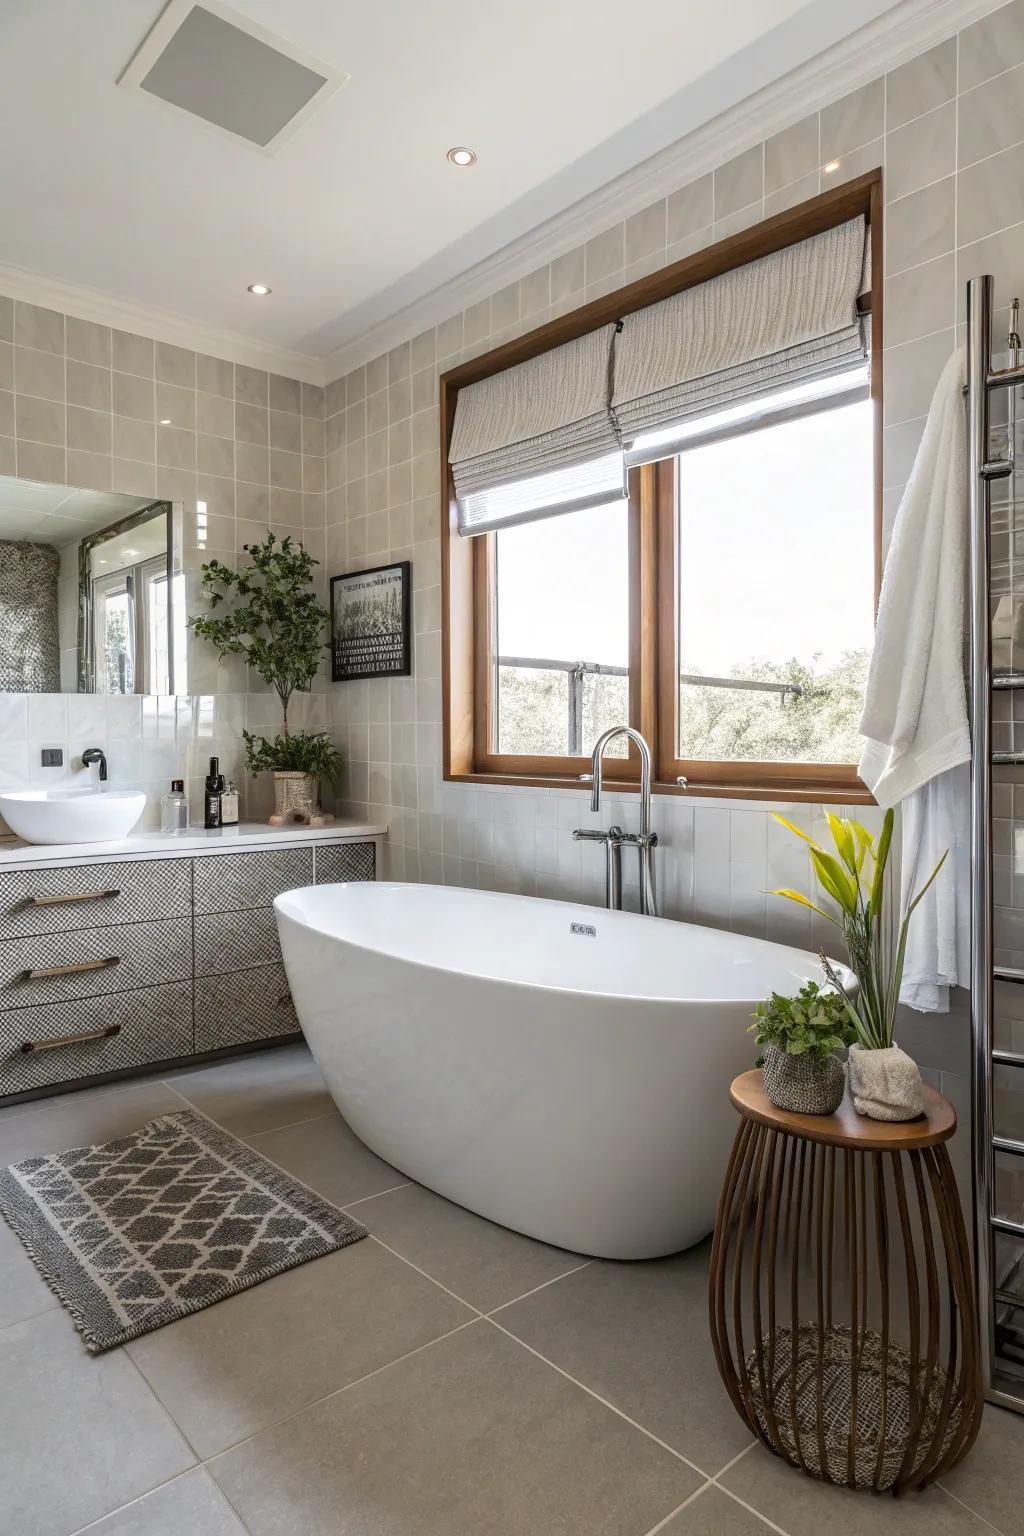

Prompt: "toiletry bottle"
[204,756,224,829]
[161,778,189,834]
[221,779,239,827]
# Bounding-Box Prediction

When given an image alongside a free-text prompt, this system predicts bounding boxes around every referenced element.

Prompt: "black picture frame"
[330,560,412,683]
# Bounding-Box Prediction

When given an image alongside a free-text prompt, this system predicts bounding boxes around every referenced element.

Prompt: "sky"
[495,398,874,678]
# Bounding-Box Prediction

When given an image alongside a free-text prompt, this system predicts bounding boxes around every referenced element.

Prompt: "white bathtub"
[275,882,845,1260]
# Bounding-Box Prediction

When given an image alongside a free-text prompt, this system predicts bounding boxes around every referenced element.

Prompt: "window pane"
[493,502,629,756]
[677,399,873,764]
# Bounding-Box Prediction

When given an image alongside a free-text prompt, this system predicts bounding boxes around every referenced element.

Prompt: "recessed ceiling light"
[823,160,840,174]
[446,146,476,168]
[248,282,272,295]
[160,418,172,425]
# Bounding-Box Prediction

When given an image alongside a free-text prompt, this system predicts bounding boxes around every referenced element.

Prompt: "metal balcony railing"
[496,656,805,756]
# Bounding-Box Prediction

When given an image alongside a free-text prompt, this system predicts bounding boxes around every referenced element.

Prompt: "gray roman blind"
[449,325,624,536]
[613,216,870,454]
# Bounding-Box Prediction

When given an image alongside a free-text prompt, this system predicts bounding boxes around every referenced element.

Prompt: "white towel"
[858,349,969,1012]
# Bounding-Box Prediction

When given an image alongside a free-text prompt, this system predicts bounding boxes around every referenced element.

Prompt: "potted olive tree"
[750,981,852,1115]
[771,809,945,1121]
[189,534,341,823]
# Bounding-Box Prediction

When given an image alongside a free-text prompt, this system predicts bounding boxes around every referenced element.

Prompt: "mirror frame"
[76,499,175,695]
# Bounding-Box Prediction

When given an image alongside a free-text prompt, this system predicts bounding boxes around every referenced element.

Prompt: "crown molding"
[320,0,998,382]
[0,260,327,384]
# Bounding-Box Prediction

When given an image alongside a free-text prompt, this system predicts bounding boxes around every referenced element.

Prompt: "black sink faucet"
[82,747,108,783]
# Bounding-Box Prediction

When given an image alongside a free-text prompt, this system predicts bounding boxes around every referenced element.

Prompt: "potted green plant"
[189,534,341,824]
[750,981,852,1115]
[771,808,946,1121]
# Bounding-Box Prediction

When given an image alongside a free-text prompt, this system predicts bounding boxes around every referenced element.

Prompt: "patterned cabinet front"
[0,981,193,1096]
[313,841,375,884]
[193,847,313,915]
[194,964,298,1053]
[0,858,191,940]
[0,918,192,1009]
[194,908,282,977]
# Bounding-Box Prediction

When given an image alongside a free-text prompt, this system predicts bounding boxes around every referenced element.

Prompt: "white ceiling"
[0,0,903,369]
[0,477,156,547]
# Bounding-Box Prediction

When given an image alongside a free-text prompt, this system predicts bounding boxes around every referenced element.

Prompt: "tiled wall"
[324,0,1024,1129]
[0,295,328,825]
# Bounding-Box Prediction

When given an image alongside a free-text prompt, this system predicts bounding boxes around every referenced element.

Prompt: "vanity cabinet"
[0,834,378,1104]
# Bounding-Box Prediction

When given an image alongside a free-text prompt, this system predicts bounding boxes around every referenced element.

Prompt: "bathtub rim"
[274,880,853,1009]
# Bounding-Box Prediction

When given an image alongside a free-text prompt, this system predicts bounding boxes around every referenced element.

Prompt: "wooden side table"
[708,1071,983,1494]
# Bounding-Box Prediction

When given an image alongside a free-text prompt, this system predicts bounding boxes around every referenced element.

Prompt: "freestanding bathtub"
[275,882,848,1260]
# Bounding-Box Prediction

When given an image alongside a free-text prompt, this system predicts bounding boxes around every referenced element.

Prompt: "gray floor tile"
[360,1180,586,1311]
[660,1484,781,1534]
[939,1402,1024,1535]
[722,1443,995,1534]
[0,1309,194,1536]
[209,1319,700,1536]
[0,1082,184,1165]
[0,1212,57,1329]
[496,1238,752,1474]
[171,1044,335,1135]
[127,1239,473,1459]
[73,1468,247,1535]
[246,1109,401,1206]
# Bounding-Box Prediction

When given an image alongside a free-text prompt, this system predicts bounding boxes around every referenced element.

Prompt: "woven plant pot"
[761,1044,845,1116]
[270,770,317,825]
[848,1042,924,1122]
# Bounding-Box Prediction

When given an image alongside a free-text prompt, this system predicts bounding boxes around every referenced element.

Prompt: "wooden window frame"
[440,169,883,804]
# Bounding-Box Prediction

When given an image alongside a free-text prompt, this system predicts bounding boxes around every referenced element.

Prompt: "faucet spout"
[586,726,657,915]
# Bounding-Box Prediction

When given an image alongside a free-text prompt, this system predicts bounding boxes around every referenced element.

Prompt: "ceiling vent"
[119,0,348,153]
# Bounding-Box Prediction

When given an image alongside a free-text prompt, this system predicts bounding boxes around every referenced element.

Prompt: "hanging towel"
[858,348,969,1012]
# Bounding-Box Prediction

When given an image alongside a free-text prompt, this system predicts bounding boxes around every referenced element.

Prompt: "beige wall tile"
[0,296,11,343]
[112,414,155,463]
[585,224,624,284]
[884,252,955,346]
[155,341,195,388]
[111,456,155,496]
[765,171,819,218]
[66,358,111,412]
[156,380,195,431]
[15,345,65,402]
[269,373,301,413]
[885,37,957,130]
[236,441,269,485]
[17,440,65,483]
[0,389,12,438]
[819,138,882,188]
[196,389,234,438]
[885,100,956,202]
[302,382,325,418]
[883,329,956,425]
[66,404,111,455]
[269,408,301,453]
[886,176,955,274]
[821,78,884,162]
[270,447,301,490]
[959,139,1024,246]
[65,316,110,368]
[235,401,268,446]
[66,447,111,491]
[959,64,1024,169]
[713,146,763,219]
[550,246,585,304]
[196,353,233,398]
[15,394,64,445]
[197,432,235,478]
[765,113,818,194]
[14,301,64,355]
[625,200,667,264]
[157,423,196,471]
[960,0,1024,93]
[235,364,268,406]
[112,369,154,422]
[0,341,11,393]
[112,330,154,378]
[957,223,1024,315]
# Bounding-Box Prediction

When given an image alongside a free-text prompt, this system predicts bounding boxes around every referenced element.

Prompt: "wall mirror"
[0,476,183,695]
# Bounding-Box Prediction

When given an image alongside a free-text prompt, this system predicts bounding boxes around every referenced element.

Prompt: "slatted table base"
[709,1076,983,1496]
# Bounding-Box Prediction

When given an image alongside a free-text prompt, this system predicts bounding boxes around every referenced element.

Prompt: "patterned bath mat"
[0,1109,367,1353]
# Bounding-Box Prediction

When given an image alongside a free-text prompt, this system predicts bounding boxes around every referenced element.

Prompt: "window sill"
[444,770,876,807]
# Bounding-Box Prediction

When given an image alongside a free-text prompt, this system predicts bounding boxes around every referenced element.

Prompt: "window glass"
[676,397,874,765]
[493,502,629,756]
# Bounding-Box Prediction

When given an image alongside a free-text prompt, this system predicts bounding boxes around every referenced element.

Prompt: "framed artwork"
[330,560,412,682]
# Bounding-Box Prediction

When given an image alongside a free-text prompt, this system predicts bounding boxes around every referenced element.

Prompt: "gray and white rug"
[0,1109,367,1352]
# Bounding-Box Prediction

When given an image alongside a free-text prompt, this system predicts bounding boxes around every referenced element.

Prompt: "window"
[442,173,882,803]
[490,500,630,762]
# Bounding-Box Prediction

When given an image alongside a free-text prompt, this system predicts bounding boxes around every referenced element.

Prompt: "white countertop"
[0,818,387,868]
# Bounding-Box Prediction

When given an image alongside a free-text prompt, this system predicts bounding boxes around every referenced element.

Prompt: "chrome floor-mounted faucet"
[573,726,658,915]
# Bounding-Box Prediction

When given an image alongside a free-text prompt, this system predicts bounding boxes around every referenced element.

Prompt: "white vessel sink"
[0,788,146,845]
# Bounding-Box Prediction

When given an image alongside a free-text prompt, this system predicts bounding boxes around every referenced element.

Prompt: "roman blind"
[613,216,869,453]
[449,325,624,536]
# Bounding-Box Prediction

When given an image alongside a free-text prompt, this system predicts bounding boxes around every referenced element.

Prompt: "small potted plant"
[750,981,852,1115]
[189,534,341,824]
[771,808,946,1121]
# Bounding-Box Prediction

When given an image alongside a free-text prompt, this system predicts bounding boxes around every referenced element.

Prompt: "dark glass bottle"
[204,756,225,829]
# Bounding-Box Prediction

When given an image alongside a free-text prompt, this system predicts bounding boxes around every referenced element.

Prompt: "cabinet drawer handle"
[24,887,121,909]
[20,1023,121,1054]
[20,956,120,982]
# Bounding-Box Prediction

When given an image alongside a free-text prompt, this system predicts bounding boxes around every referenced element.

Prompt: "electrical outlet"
[40,747,63,768]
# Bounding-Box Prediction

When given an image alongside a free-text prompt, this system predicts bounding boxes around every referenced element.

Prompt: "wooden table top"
[730,1069,957,1150]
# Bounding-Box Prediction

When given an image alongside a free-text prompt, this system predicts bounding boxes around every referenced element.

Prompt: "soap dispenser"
[204,756,225,829]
